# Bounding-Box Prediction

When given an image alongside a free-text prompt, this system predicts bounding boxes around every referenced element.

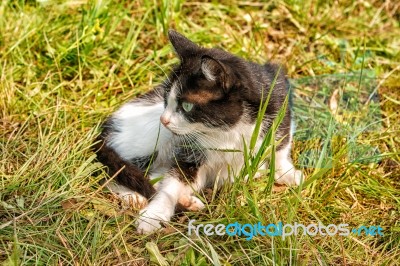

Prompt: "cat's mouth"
[164,124,202,136]
[166,127,189,136]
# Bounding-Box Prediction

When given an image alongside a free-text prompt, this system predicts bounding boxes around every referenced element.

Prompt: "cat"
[94,30,303,234]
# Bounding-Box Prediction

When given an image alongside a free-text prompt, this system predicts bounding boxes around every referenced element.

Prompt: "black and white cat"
[94,30,302,234]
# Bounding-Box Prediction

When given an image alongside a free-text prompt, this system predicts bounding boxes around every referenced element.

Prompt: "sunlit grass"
[1,0,399,265]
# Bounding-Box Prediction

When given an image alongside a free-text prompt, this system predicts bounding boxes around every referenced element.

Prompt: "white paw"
[107,183,148,208]
[178,195,205,211]
[119,192,148,207]
[136,208,165,234]
[275,169,303,186]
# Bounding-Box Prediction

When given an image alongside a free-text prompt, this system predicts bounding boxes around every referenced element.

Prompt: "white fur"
[109,102,173,161]
[137,176,188,233]
[160,82,179,125]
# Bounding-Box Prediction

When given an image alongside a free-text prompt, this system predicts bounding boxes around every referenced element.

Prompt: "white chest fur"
[108,102,173,162]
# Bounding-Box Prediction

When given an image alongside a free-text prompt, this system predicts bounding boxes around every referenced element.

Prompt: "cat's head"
[160,30,275,136]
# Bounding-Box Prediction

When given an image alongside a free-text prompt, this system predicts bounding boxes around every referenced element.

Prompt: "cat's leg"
[136,166,207,234]
[94,140,156,199]
[149,167,205,211]
[136,176,185,233]
[107,182,148,207]
[148,167,169,190]
[176,164,208,211]
[274,143,303,186]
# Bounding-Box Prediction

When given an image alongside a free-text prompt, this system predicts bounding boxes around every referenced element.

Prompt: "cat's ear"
[201,55,233,92]
[168,30,198,59]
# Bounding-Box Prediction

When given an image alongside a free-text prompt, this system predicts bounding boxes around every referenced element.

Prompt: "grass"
[1,0,399,265]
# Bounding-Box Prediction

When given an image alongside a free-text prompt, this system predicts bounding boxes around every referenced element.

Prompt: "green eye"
[182,102,194,112]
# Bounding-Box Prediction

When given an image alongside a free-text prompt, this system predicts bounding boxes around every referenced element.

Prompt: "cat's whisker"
[192,131,224,149]
[180,135,201,163]
[180,132,209,161]
[180,133,208,161]
[152,61,172,84]
[187,131,226,162]
[188,134,212,161]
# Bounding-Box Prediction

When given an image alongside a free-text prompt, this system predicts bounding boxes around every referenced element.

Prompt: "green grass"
[1,0,399,265]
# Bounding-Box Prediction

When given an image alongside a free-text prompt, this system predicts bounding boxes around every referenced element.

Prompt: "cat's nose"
[160,115,170,126]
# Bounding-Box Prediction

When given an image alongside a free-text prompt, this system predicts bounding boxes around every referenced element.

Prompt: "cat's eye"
[182,102,194,112]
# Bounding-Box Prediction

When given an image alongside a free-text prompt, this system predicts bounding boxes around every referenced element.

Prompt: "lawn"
[1,0,399,265]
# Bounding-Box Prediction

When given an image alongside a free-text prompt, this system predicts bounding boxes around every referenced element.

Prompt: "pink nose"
[160,115,170,126]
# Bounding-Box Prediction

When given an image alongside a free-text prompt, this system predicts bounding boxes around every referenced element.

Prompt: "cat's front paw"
[275,169,303,186]
[178,195,205,211]
[120,192,148,208]
[136,208,166,234]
